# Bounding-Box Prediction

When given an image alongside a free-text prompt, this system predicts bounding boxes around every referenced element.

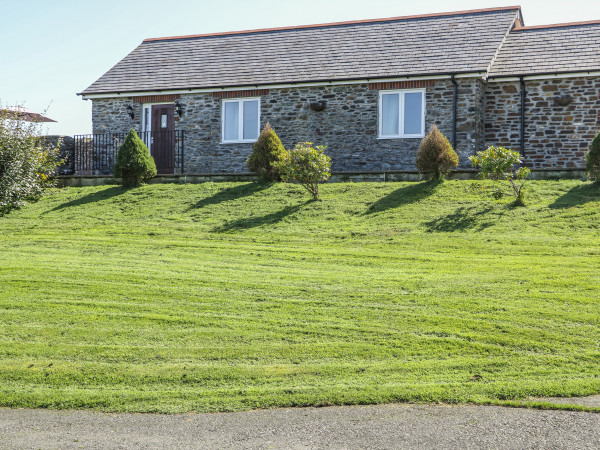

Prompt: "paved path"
[1,403,600,449]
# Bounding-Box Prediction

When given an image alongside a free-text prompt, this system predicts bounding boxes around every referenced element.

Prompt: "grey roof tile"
[81,9,518,95]
[489,23,600,77]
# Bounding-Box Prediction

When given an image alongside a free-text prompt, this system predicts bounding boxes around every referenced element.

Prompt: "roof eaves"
[488,68,600,79]
[78,70,489,97]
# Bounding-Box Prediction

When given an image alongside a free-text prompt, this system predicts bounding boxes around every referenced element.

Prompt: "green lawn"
[0,180,599,413]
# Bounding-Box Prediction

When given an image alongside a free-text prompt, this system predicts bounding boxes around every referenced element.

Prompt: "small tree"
[586,130,600,182]
[275,142,331,200]
[0,107,61,214]
[246,123,287,181]
[114,129,157,186]
[469,146,530,206]
[416,124,459,180]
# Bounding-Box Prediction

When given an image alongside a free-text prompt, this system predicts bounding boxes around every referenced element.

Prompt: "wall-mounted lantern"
[126,104,135,119]
[174,100,183,117]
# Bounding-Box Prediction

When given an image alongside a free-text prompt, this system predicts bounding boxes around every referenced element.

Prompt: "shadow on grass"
[48,186,127,212]
[366,180,442,214]
[215,200,313,232]
[549,183,600,209]
[189,182,273,210]
[425,206,495,232]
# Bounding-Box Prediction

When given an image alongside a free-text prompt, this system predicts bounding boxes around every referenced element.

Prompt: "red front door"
[151,104,175,174]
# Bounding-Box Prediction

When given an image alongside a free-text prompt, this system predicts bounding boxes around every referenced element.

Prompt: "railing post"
[181,130,185,174]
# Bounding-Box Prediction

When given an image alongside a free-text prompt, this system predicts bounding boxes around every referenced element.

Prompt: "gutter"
[78,71,488,99]
[80,67,600,99]
[451,75,458,149]
[487,69,600,82]
[520,76,526,158]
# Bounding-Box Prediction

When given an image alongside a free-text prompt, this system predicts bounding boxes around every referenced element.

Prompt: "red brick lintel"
[212,89,270,98]
[133,94,180,103]
[369,80,435,90]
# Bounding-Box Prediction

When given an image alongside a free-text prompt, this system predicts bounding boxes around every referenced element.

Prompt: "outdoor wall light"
[174,100,183,117]
[126,104,135,119]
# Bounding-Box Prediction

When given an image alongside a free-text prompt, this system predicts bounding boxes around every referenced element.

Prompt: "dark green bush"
[415,124,459,180]
[114,129,157,186]
[586,130,600,182]
[246,123,287,181]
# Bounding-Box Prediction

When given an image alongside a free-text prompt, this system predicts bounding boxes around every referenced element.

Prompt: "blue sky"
[2,0,599,135]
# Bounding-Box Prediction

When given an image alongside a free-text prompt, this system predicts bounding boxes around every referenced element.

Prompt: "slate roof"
[489,22,600,77]
[80,7,520,95]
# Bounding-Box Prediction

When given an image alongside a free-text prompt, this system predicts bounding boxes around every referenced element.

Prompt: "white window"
[378,89,425,139]
[222,98,260,143]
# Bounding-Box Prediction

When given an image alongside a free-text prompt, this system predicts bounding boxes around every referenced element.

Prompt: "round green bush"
[114,129,157,186]
[586,130,600,182]
[246,123,287,181]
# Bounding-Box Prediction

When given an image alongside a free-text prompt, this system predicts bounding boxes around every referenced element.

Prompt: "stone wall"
[42,135,75,175]
[455,78,486,166]
[87,76,600,174]
[92,97,139,134]
[485,77,600,168]
[90,78,486,174]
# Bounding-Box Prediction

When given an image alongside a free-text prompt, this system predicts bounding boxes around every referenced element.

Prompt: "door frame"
[141,102,177,174]
[141,101,174,136]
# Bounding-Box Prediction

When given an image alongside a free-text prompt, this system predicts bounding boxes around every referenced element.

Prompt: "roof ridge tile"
[143,6,522,43]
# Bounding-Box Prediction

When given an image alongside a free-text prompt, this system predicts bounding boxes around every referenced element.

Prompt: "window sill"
[377,135,424,140]
[220,140,257,144]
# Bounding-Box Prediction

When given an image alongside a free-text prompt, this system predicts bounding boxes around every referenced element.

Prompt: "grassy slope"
[0,180,599,413]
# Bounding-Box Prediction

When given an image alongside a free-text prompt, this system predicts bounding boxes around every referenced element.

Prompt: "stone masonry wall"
[42,135,75,175]
[92,97,139,134]
[485,77,600,168]
[90,78,486,174]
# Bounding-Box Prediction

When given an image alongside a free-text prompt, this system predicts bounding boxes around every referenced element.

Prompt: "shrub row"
[111,124,600,205]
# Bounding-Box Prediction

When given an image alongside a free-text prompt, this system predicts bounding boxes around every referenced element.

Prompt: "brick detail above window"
[369,80,435,90]
[213,89,269,98]
[133,94,180,103]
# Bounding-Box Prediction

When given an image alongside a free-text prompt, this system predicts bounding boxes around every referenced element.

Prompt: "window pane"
[224,102,239,141]
[381,94,399,136]
[404,92,423,135]
[243,100,259,140]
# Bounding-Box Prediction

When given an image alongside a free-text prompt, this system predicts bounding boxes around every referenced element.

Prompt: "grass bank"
[0,180,599,412]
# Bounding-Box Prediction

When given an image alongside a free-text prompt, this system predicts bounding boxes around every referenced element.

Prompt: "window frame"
[378,89,426,139]
[221,97,261,144]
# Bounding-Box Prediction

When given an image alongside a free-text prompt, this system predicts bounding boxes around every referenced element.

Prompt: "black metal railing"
[73,131,184,175]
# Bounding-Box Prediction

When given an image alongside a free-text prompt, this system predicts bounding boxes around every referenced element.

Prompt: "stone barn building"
[79,6,600,175]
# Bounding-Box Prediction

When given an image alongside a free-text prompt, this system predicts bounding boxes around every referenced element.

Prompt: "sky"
[2,0,599,136]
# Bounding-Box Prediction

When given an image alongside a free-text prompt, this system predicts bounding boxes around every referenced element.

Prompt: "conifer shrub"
[113,129,157,186]
[415,124,459,180]
[274,142,331,200]
[586,130,600,182]
[246,123,287,181]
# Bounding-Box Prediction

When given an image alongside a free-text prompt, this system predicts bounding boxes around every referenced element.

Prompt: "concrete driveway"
[2,402,600,449]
